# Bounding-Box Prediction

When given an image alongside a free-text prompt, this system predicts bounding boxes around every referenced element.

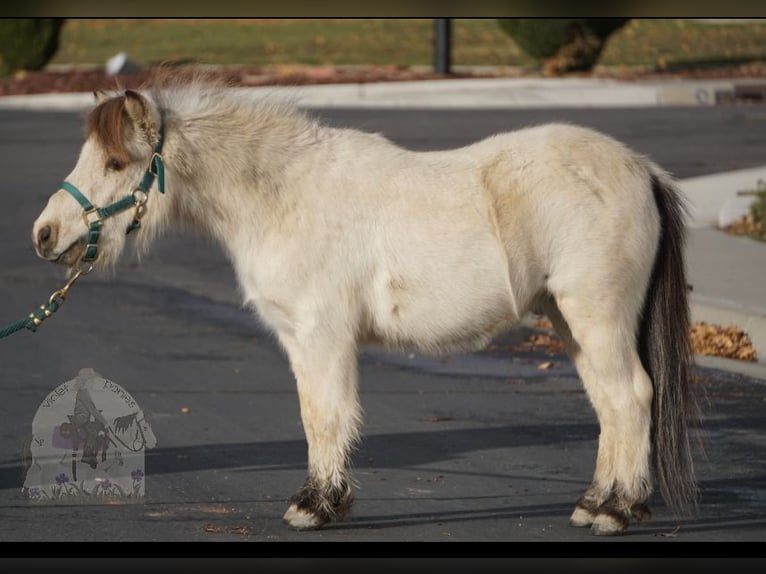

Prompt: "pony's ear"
[124,89,160,146]
[93,89,109,104]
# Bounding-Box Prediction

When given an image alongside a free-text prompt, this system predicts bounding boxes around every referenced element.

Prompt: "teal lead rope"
[0,263,90,338]
[0,299,61,337]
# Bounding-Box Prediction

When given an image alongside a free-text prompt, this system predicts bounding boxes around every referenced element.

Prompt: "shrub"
[497,18,629,75]
[0,18,65,77]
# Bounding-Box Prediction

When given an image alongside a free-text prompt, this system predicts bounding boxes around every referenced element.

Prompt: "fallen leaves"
[514,320,565,356]
[535,318,554,330]
[690,322,757,362]
[722,212,765,240]
[525,318,757,362]
[721,185,766,242]
[519,334,566,356]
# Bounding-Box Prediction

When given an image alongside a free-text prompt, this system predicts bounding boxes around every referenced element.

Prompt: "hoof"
[630,502,652,523]
[590,512,628,536]
[283,475,354,530]
[282,503,325,530]
[569,505,596,528]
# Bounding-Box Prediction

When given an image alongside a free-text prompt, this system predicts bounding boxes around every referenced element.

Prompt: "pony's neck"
[153,91,319,250]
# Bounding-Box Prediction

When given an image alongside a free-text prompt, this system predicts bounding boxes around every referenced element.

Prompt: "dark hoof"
[283,476,353,530]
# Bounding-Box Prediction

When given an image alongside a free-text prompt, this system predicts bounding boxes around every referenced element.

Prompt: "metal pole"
[434,18,452,75]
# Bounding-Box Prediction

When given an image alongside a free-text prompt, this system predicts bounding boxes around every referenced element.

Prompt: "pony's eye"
[106,157,125,171]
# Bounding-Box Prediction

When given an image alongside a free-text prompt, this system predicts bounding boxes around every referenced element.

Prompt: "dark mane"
[86,96,131,163]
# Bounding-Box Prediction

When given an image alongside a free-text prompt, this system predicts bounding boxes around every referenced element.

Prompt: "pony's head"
[32,89,164,271]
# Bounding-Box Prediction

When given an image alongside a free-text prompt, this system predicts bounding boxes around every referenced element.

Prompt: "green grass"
[49,18,766,71]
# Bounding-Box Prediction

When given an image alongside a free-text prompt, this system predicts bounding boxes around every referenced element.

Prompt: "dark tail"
[638,170,699,516]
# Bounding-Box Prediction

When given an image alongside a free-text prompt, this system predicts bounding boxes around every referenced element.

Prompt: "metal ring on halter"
[75,261,94,275]
[132,189,149,223]
[132,189,149,205]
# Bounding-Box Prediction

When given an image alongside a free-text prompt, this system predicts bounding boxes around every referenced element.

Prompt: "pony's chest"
[233,247,310,338]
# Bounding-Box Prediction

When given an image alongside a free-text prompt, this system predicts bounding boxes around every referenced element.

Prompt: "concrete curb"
[0,77,758,111]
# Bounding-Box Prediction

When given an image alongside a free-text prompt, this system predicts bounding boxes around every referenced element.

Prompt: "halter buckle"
[82,207,103,228]
[131,189,149,227]
[149,152,163,176]
[83,243,99,262]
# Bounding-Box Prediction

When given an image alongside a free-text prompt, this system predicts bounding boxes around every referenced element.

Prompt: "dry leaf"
[535,318,554,331]
[654,525,681,538]
[514,331,565,356]
[204,523,253,535]
[538,361,554,370]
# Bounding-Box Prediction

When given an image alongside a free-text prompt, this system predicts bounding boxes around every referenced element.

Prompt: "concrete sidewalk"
[1,75,764,111]
[1,75,764,372]
[681,167,766,374]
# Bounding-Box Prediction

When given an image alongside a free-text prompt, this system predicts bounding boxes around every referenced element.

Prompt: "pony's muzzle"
[32,218,84,266]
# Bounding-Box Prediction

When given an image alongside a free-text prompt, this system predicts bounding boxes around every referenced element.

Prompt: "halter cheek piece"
[61,124,165,264]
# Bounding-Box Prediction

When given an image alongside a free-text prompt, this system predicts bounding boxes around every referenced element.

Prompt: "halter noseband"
[61,124,165,264]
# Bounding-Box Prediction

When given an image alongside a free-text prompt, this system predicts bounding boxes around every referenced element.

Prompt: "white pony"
[32,73,697,535]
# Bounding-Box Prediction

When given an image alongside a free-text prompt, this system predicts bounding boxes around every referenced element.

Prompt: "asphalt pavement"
[0,77,765,552]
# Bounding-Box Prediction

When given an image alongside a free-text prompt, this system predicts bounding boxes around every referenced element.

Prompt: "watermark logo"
[23,368,156,504]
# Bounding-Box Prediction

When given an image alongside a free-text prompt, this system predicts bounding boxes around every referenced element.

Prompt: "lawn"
[49,18,766,71]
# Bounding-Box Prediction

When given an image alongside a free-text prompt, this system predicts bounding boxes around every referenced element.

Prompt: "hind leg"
[278,326,362,530]
[542,294,654,535]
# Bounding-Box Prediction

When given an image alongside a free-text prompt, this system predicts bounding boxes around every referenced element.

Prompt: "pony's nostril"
[37,225,53,249]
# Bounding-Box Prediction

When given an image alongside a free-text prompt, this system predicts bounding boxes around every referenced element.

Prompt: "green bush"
[497,18,629,74]
[0,18,65,76]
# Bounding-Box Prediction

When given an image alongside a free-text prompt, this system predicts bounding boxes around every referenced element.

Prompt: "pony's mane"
[85,68,307,163]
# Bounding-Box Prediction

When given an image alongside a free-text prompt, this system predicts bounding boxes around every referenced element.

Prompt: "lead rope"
[0,263,92,338]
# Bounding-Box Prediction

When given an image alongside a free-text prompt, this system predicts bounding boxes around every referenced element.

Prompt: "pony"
[31,73,697,535]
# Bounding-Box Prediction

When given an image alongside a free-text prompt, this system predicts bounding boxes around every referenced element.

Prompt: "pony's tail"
[638,169,699,516]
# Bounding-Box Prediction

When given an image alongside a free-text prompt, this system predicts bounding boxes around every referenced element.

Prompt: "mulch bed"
[0,65,487,97]
[2,61,766,97]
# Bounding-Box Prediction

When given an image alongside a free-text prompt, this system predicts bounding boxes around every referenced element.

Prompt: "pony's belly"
[370,274,520,355]
[379,303,519,355]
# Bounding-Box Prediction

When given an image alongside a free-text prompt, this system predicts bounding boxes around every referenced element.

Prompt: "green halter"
[61,124,165,263]
[0,123,166,338]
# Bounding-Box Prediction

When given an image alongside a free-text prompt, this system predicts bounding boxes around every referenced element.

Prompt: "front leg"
[279,331,362,530]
